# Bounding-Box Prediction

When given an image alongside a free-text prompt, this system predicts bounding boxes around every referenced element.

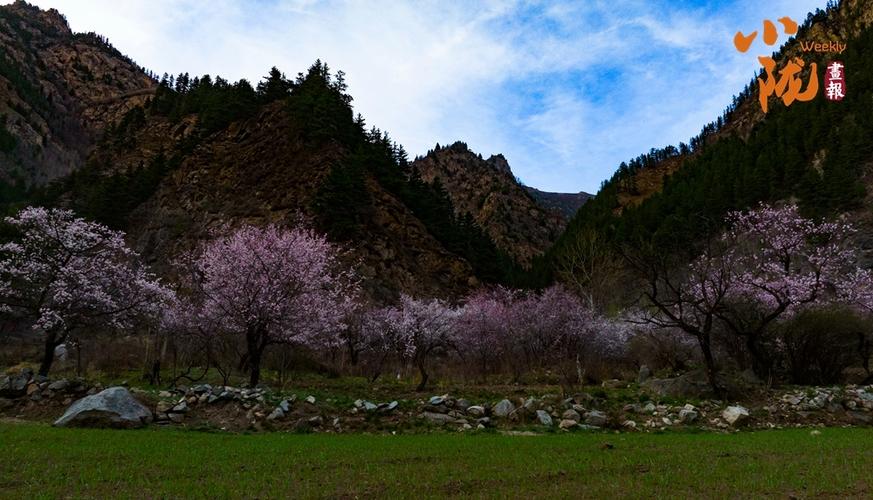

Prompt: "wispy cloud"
[12,0,828,192]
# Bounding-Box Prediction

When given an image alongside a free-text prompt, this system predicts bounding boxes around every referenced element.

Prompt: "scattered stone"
[678,405,699,424]
[362,401,378,412]
[47,379,70,392]
[456,399,471,411]
[562,409,581,422]
[722,405,750,427]
[428,395,446,405]
[622,420,637,429]
[584,410,608,427]
[601,379,623,389]
[523,397,537,411]
[536,410,553,426]
[267,407,285,421]
[810,430,821,436]
[308,415,323,427]
[378,401,398,413]
[492,399,515,418]
[421,411,459,426]
[559,419,578,430]
[54,387,153,429]
[467,405,485,417]
[171,401,189,414]
[0,368,32,398]
[167,412,184,424]
[305,395,316,405]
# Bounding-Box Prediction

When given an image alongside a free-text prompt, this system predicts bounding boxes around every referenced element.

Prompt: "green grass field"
[1,424,872,498]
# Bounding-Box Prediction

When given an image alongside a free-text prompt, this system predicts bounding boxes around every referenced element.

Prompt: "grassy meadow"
[1,423,871,498]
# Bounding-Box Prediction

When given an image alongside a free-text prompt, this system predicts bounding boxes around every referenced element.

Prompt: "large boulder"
[54,387,153,429]
[642,371,714,399]
[492,399,515,418]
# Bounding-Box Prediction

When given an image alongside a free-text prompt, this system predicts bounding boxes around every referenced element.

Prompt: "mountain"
[410,142,566,266]
[0,2,548,300]
[0,0,155,189]
[547,0,873,283]
[523,186,592,219]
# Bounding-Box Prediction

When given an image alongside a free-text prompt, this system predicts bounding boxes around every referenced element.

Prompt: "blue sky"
[14,0,827,192]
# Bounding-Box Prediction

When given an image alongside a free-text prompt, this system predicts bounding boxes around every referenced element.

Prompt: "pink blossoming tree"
[0,207,173,376]
[639,203,872,387]
[182,224,356,386]
[372,295,460,391]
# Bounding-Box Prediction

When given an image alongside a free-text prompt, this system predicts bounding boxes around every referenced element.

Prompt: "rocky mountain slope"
[547,0,873,280]
[0,0,155,185]
[597,0,873,216]
[123,102,477,300]
[411,142,566,267]
[524,187,591,219]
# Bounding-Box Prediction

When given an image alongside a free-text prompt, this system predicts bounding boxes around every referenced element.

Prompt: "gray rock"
[601,379,623,389]
[362,401,378,412]
[279,399,291,413]
[308,415,323,426]
[428,395,446,405]
[0,368,32,398]
[54,387,153,429]
[466,405,486,417]
[378,401,398,413]
[421,411,460,426]
[492,399,515,418]
[305,395,316,404]
[456,399,471,411]
[558,419,578,430]
[190,384,212,394]
[267,407,285,421]
[678,406,699,424]
[171,401,188,413]
[637,365,652,383]
[167,412,184,424]
[523,397,537,411]
[584,410,608,426]
[722,405,750,427]
[536,409,553,426]
[561,409,581,422]
[47,379,70,392]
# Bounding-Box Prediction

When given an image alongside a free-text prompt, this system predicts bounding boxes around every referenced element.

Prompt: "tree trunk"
[38,329,61,377]
[415,361,429,392]
[697,333,723,397]
[745,335,770,380]
[246,329,265,387]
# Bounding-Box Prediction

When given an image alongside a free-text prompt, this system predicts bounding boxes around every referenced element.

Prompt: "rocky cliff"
[411,142,565,267]
[0,0,155,185]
